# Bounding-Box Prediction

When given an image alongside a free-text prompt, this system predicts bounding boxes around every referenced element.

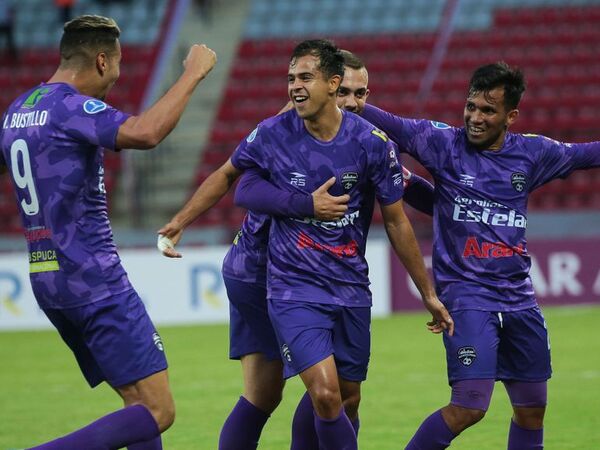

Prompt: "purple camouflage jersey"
[231,109,404,307]
[363,104,600,312]
[222,211,270,285]
[0,83,132,309]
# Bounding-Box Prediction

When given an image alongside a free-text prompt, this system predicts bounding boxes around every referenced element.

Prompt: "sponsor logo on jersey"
[22,87,50,109]
[431,121,451,130]
[246,127,258,143]
[83,99,108,114]
[24,227,52,243]
[460,174,475,187]
[297,232,358,258]
[511,172,527,192]
[453,196,527,229]
[290,172,306,187]
[294,210,360,231]
[153,332,164,351]
[28,249,59,273]
[462,236,525,259]
[341,172,358,190]
[458,346,476,366]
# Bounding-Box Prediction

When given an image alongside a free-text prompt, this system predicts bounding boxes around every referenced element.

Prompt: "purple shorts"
[268,299,371,381]
[443,307,552,384]
[225,277,280,361]
[43,289,168,388]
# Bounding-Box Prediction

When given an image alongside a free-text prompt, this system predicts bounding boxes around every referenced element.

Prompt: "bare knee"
[441,404,486,434]
[246,384,283,415]
[151,396,176,432]
[310,385,342,419]
[242,357,285,414]
[513,407,545,430]
[117,374,176,432]
[342,390,361,421]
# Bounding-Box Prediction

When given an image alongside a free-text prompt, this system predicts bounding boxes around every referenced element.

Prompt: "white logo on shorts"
[282,344,292,363]
[153,332,164,351]
[458,346,476,366]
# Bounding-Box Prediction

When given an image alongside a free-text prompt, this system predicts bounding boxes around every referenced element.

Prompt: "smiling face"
[464,86,519,150]
[288,54,340,120]
[337,66,369,113]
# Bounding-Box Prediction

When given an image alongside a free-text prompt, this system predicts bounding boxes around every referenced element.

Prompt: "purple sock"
[27,405,159,450]
[218,396,270,450]
[508,420,543,450]
[291,392,319,450]
[405,409,455,450]
[313,408,357,450]
[127,436,162,450]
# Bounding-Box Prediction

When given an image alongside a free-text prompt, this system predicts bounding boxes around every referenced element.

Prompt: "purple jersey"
[231,110,404,307]
[0,83,132,309]
[363,104,600,312]
[221,211,270,285]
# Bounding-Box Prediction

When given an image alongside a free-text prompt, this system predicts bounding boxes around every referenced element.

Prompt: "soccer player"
[360,61,600,450]
[158,47,439,449]
[0,15,216,450]
[228,38,451,450]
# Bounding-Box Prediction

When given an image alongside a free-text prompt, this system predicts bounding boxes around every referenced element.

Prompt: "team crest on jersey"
[511,172,527,192]
[153,332,164,351]
[246,127,258,143]
[83,99,107,114]
[458,346,476,366]
[341,172,359,190]
[431,121,451,129]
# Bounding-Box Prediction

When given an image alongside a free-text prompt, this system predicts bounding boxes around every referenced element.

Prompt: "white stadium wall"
[0,241,391,331]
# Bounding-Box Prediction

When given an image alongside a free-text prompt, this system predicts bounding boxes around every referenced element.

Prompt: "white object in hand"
[157,234,175,253]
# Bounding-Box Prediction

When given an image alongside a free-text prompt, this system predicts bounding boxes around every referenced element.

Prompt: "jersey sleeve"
[235,169,314,218]
[230,125,269,171]
[402,168,434,216]
[529,136,600,190]
[362,103,456,170]
[367,131,404,206]
[60,95,130,151]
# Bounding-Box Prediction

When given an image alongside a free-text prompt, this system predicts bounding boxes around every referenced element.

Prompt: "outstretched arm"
[402,167,434,216]
[381,199,453,335]
[157,158,242,257]
[235,170,350,220]
[117,44,217,149]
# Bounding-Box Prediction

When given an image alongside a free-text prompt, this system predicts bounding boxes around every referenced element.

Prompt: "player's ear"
[95,52,108,75]
[329,74,342,94]
[506,108,519,127]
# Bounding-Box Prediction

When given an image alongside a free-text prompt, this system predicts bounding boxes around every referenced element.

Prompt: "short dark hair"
[59,15,121,68]
[468,61,526,110]
[340,49,365,71]
[290,39,344,80]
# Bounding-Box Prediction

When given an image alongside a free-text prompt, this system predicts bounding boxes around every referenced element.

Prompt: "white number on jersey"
[10,139,40,216]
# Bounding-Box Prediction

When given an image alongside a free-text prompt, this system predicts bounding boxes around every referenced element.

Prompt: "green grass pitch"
[1,305,599,449]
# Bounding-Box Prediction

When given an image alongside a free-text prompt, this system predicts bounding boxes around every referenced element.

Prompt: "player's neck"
[303,104,343,142]
[47,68,104,99]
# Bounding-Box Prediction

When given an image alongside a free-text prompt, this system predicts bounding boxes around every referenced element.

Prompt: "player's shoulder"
[245,109,299,142]
[346,111,392,145]
[514,132,567,153]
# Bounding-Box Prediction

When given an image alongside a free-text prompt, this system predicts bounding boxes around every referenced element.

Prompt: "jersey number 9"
[10,139,40,216]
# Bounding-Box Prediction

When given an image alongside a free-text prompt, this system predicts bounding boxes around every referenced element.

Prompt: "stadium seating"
[192,1,600,229]
[0,0,170,233]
